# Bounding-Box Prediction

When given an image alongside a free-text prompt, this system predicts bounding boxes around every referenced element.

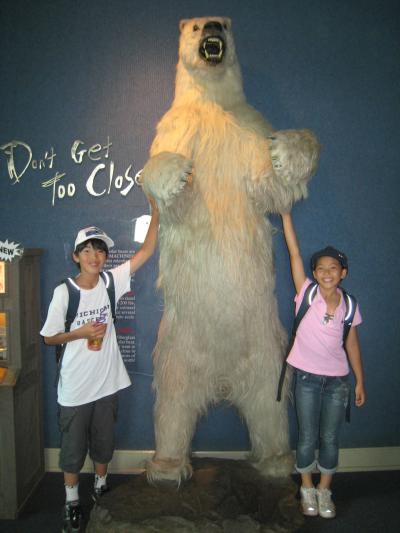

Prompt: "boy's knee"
[59,456,86,474]
[89,424,115,465]
[59,438,87,473]
[89,447,114,465]
[58,404,89,473]
[88,394,117,464]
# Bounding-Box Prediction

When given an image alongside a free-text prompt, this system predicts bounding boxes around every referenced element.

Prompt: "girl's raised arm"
[281,212,306,294]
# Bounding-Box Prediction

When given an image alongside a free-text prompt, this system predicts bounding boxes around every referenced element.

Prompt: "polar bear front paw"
[141,151,193,208]
[268,129,320,188]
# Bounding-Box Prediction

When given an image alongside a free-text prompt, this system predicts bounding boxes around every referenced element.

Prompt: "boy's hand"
[355,383,366,407]
[78,321,107,341]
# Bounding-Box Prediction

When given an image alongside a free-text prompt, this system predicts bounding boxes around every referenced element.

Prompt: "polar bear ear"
[223,18,232,30]
[179,19,189,32]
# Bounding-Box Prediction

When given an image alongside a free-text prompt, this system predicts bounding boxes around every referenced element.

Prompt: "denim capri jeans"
[294,368,350,475]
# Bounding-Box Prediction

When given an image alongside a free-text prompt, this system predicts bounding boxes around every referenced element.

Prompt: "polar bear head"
[178,17,236,69]
[175,17,244,105]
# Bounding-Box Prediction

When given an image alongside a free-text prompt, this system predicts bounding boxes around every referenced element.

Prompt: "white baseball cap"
[74,226,114,251]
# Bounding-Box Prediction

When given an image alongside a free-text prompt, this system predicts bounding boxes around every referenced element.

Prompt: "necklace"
[323,312,334,325]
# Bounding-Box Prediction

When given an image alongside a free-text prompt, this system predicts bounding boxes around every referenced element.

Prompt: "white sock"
[94,474,107,490]
[65,483,79,503]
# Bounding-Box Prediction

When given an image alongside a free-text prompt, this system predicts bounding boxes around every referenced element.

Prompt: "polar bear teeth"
[199,37,225,63]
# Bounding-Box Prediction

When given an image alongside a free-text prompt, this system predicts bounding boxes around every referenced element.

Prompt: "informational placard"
[105,249,136,373]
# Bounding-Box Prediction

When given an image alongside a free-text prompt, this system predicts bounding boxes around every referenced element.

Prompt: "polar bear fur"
[141,17,320,485]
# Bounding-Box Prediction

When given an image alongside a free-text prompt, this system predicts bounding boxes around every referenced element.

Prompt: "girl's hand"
[355,382,366,407]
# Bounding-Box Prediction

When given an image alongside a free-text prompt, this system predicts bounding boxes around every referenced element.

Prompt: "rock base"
[87,457,303,532]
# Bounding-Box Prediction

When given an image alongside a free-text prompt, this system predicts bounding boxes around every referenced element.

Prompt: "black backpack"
[276,281,357,402]
[54,271,116,386]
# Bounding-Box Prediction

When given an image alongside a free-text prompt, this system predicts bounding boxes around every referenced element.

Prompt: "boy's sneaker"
[91,483,110,504]
[317,487,336,519]
[300,486,318,516]
[62,500,82,532]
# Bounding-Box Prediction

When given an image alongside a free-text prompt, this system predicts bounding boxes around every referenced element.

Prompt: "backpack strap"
[54,278,81,386]
[341,288,357,422]
[276,282,317,401]
[100,271,116,322]
[341,288,357,343]
[292,282,318,337]
[64,278,82,333]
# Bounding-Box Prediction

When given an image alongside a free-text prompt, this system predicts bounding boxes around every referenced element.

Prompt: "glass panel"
[0,262,5,293]
[0,312,7,361]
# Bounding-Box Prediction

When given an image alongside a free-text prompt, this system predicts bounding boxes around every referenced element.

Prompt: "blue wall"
[1,0,399,451]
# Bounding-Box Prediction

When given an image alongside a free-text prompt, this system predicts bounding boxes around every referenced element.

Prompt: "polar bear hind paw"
[141,151,193,206]
[146,456,193,488]
[255,452,294,478]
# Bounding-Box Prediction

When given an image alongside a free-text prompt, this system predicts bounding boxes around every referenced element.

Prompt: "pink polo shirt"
[287,278,362,376]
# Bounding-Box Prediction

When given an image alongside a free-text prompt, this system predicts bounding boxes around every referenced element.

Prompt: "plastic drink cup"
[88,317,106,351]
[87,337,103,351]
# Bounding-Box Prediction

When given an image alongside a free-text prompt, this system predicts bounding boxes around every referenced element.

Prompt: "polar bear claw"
[141,151,193,207]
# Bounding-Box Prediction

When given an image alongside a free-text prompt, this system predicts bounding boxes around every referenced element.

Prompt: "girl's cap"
[74,226,114,251]
[310,246,348,270]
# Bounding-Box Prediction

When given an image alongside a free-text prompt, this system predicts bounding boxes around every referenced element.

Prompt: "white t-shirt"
[40,261,132,406]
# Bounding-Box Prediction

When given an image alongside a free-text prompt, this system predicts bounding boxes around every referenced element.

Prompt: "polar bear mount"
[141,17,320,485]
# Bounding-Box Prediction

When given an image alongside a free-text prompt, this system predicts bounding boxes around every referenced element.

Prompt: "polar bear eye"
[223,23,228,30]
[193,24,200,31]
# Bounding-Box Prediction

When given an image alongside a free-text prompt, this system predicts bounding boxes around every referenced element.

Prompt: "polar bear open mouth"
[199,36,225,64]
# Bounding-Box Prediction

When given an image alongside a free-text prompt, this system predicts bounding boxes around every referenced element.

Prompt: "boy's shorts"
[58,393,118,473]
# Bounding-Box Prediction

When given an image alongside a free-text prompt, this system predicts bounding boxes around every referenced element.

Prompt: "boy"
[40,199,159,532]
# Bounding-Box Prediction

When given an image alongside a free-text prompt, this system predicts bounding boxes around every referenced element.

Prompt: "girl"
[281,211,366,519]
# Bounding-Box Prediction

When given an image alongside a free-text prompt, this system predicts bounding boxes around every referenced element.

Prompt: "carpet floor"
[0,470,399,532]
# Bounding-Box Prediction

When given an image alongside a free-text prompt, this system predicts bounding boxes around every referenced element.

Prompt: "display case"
[0,249,44,519]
